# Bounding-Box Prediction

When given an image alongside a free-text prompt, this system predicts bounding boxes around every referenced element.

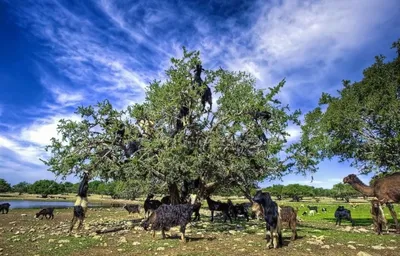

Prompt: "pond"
[0,200,124,209]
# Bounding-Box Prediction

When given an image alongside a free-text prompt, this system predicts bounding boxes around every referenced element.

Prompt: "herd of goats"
[0,173,397,249]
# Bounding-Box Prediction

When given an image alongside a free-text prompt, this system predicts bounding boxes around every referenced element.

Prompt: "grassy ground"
[0,199,399,256]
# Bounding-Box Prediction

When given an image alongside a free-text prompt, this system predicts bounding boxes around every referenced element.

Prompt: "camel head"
[343,174,358,184]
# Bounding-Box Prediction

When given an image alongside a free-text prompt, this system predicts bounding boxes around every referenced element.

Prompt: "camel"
[343,173,400,233]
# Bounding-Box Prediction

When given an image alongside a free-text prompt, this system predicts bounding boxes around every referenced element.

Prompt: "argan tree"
[300,39,400,175]
[42,49,312,204]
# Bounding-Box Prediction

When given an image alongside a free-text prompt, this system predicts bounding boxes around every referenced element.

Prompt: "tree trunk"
[168,183,181,205]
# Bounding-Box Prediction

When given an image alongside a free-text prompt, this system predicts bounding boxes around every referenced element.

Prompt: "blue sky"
[0,0,399,188]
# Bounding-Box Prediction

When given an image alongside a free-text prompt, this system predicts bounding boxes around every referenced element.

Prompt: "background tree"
[28,180,60,195]
[331,183,360,201]
[0,179,11,193]
[300,40,400,175]
[12,182,31,194]
[41,49,313,204]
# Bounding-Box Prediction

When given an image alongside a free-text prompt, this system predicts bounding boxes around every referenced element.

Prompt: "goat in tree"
[343,173,400,232]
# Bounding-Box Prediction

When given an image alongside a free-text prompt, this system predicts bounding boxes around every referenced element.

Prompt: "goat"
[279,206,298,241]
[370,200,388,235]
[302,211,307,216]
[321,207,327,213]
[35,208,54,220]
[144,194,162,218]
[253,191,283,249]
[206,196,232,223]
[123,204,140,214]
[141,204,193,242]
[307,205,318,213]
[0,203,10,214]
[309,210,316,216]
[229,201,250,221]
[334,206,354,226]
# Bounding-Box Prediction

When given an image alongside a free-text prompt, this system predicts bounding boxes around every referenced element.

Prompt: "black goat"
[0,203,10,214]
[206,196,232,223]
[141,204,194,242]
[229,201,250,221]
[144,194,162,218]
[302,211,307,216]
[334,206,354,226]
[307,205,318,213]
[35,208,54,220]
[253,191,283,249]
[123,204,140,214]
[322,207,327,213]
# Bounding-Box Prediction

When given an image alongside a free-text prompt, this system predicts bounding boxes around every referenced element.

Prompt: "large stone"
[348,245,356,250]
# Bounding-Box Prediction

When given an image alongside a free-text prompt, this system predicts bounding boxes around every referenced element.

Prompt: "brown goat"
[371,200,388,235]
[279,206,298,240]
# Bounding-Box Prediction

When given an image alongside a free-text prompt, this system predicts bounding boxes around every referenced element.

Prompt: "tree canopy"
[0,179,11,193]
[300,39,400,175]
[41,49,313,203]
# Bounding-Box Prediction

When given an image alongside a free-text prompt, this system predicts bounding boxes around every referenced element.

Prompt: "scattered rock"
[92,235,102,240]
[371,245,385,250]
[156,247,165,251]
[29,229,35,233]
[58,239,70,244]
[132,242,141,246]
[48,239,55,243]
[348,245,356,250]
[21,214,27,217]
[357,252,372,256]
[307,240,324,246]
[118,236,127,244]
[321,245,330,249]
[348,241,356,244]
[117,249,124,252]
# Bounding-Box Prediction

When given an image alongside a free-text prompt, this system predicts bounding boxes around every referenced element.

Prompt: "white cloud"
[19,114,80,146]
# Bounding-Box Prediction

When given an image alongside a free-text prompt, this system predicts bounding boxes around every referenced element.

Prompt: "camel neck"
[351,180,374,196]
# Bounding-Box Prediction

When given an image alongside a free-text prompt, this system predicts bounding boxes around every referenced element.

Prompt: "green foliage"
[331,183,361,199]
[300,39,400,174]
[0,178,11,193]
[12,182,31,194]
[264,184,333,199]
[28,180,61,195]
[41,48,313,200]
